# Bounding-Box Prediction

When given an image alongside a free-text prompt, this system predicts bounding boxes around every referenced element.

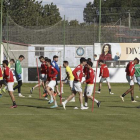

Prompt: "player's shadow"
[17,104,58,109]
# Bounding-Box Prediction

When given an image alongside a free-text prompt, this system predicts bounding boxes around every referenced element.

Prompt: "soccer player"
[83,61,101,108]
[120,58,139,102]
[30,56,48,96]
[3,60,17,108]
[14,55,25,97]
[63,61,75,102]
[135,62,140,90]
[96,60,114,95]
[62,57,88,110]
[46,59,58,108]
[8,59,15,68]
[51,55,61,96]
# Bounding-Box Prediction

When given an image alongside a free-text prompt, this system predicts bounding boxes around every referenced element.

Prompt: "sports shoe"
[48,100,54,104]
[120,96,124,102]
[10,105,17,108]
[0,94,2,98]
[50,105,58,108]
[2,88,6,94]
[81,106,88,110]
[96,91,101,94]
[62,102,66,110]
[110,92,114,95]
[132,100,137,103]
[30,87,34,94]
[44,97,49,101]
[18,94,25,98]
[97,102,101,108]
[42,93,47,97]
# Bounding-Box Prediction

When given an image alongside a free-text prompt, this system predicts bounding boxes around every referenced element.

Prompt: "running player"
[46,59,58,108]
[8,59,15,68]
[120,58,139,102]
[135,62,140,90]
[83,61,101,108]
[51,55,61,96]
[14,55,25,97]
[96,60,114,95]
[3,60,17,108]
[62,57,88,110]
[63,61,75,102]
[30,56,48,95]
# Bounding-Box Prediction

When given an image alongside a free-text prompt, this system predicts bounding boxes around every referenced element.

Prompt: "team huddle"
[0,54,140,109]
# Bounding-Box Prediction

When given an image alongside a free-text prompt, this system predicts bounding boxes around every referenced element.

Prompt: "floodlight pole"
[98,0,101,43]
[0,0,3,63]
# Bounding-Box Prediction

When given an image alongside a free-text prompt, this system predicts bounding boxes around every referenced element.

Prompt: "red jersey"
[73,65,83,82]
[125,61,135,76]
[85,68,94,84]
[83,65,88,76]
[99,53,112,61]
[41,62,47,74]
[46,65,58,81]
[3,66,14,82]
[99,64,109,78]
[0,67,2,78]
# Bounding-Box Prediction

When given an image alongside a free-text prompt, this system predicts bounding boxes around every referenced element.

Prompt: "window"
[35,47,44,56]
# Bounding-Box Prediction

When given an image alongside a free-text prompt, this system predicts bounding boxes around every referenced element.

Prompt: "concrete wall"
[3,43,28,67]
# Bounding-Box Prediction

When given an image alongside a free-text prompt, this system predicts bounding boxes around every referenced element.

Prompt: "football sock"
[81,104,84,108]
[54,101,57,106]
[85,102,88,106]
[13,101,16,106]
[122,93,126,97]
[94,99,99,103]
[50,95,53,101]
[98,89,101,91]
[109,89,111,92]
[131,97,134,101]
[64,100,68,104]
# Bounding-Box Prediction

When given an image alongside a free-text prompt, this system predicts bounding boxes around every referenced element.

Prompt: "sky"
[41,0,93,23]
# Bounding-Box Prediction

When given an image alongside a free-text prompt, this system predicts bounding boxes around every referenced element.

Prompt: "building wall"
[3,43,28,67]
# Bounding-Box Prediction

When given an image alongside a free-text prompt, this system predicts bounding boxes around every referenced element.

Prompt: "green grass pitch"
[0,83,140,140]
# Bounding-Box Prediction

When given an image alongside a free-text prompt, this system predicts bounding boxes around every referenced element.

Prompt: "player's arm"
[4,68,10,78]
[72,66,80,80]
[50,67,58,78]
[99,67,103,77]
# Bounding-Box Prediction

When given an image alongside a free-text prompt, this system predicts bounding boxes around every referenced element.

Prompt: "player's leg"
[84,85,88,107]
[7,82,17,108]
[86,85,101,108]
[74,82,88,110]
[69,80,75,102]
[96,78,103,93]
[120,76,134,102]
[30,81,43,94]
[130,85,136,102]
[106,78,114,95]
[17,80,25,97]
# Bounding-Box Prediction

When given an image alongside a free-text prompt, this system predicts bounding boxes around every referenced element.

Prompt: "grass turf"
[0,83,140,140]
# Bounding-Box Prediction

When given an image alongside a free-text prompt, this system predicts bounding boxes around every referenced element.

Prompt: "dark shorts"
[0,80,7,86]
[56,80,58,85]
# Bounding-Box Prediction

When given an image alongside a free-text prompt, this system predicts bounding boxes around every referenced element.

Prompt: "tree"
[2,0,62,27]
[83,0,140,24]
[69,20,79,26]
